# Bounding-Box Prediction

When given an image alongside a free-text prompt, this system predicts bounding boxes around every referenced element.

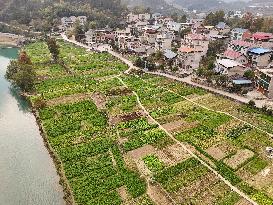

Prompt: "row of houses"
[61,13,273,98]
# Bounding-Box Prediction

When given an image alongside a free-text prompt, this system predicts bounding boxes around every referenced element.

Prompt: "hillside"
[0,0,126,30]
[123,0,182,15]
[169,0,248,11]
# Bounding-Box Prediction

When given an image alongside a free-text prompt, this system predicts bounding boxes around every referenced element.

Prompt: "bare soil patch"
[91,92,107,109]
[235,198,253,205]
[120,112,143,122]
[206,142,236,161]
[47,93,92,106]
[172,172,218,204]
[147,182,175,205]
[247,166,273,198]
[107,87,133,96]
[224,149,254,170]
[126,145,156,176]
[156,143,191,166]
[127,145,156,161]
[117,186,129,202]
[108,115,122,125]
[162,120,188,133]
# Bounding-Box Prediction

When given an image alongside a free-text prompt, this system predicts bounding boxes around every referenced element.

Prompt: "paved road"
[61,33,137,74]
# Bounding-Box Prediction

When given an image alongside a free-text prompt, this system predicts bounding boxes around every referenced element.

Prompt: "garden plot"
[155,143,191,166]
[171,172,218,204]
[27,42,273,204]
[247,165,273,198]
[46,92,93,107]
[147,182,175,205]
[91,92,107,110]
[235,198,253,205]
[123,194,155,205]
[161,119,189,132]
[206,142,237,160]
[126,145,157,176]
[223,149,254,170]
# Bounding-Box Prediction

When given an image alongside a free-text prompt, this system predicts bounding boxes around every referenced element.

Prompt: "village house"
[167,21,182,32]
[255,68,273,98]
[135,21,149,32]
[231,28,252,41]
[127,13,151,23]
[228,40,254,55]
[191,22,206,34]
[142,29,158,44]
[229,10,244,19]
[181,33,209,56]
[152,13,163,20]
[176,46,202,73]
[252,32,273,42]
[248,47,272,67]
[85,29,114,46]
[221,49,248,65]
[214,59,246,77]
[61,16,87,29]
[164,49,177,61]
[114,28,131,38]
[215,22,230,34]
[155,34,173,51]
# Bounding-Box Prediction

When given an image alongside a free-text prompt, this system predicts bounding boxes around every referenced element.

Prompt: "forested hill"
[123,0,182,15]
[0,0,126,30]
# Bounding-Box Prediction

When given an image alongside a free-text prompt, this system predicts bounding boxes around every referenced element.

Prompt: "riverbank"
[0,32,23,47]
[0,41,19,47]
[31,106,75,205]
[0,48,64,205]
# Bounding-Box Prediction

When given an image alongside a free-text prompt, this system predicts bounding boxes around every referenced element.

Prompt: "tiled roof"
[231,40,253,47]
[224,49,243,59]
[179,46,195,53]
[252,32,273,40]
[186,33,206,40]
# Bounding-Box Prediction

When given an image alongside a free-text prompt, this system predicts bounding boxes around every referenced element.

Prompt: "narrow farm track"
[117,76,258,205]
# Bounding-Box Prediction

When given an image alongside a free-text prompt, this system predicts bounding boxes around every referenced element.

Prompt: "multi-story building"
[255,68,273,98]
[231,28,252,41]
[248,48,272,67]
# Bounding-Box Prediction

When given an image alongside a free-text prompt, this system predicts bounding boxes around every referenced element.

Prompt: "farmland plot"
[26,42,273,205]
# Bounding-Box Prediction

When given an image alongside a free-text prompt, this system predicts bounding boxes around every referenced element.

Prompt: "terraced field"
[26,41,273,205]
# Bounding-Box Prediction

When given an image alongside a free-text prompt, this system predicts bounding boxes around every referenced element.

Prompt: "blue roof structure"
[216,22,228,29]
[164,49,177,59]
[248,47,272,55]
[232,28,248,33]
[232,79,252,85]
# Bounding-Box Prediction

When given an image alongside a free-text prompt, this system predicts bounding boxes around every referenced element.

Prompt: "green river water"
[0,48,65,205]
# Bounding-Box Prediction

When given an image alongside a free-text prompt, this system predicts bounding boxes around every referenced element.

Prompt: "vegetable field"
[27,41,273,205]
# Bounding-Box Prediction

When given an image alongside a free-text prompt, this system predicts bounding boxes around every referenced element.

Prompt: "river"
[0,48,65,205]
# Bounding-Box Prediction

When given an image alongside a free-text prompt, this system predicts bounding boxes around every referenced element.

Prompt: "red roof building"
[252,32,273,41]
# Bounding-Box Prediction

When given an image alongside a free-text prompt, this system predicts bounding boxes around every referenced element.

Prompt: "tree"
[46,37,60,63]
[179,27,191,38]
[5,51,36,92]
[179,15,187,23]
[73,20,85,42]
[243,70,255,80]
[204,10,225,26]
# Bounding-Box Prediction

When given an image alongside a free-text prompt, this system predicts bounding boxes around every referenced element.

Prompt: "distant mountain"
[168,0,248,11]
